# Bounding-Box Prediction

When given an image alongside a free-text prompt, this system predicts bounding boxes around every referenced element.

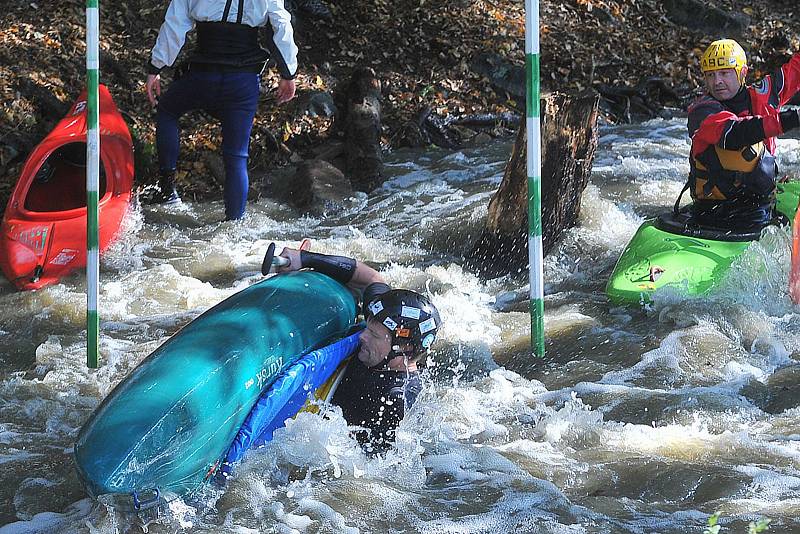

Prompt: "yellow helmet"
[700,39,747,82]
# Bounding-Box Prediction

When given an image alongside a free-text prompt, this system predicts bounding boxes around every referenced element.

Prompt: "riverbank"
[1,0,798,207]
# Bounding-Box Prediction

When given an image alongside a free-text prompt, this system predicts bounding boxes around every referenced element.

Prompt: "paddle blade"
[261,242,291,275]
[261,242,276,276]
[790,207,800,304]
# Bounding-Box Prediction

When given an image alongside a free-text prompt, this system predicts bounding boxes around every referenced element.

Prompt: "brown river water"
[1,119,800,533]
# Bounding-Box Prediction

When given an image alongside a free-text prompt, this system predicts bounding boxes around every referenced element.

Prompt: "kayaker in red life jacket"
[685,39,800,230]
[275,247,442,453]
[144,0,298,220]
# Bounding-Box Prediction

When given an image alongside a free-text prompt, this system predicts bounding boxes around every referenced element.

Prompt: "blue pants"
[156,71,260,220]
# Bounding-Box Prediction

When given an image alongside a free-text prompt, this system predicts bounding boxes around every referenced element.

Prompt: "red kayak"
[0,85,134,290]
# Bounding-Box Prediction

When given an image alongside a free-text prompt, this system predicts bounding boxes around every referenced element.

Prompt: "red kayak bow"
[0,85,134,290]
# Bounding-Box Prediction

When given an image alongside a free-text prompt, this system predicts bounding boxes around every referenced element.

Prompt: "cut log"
[466,90,600,278]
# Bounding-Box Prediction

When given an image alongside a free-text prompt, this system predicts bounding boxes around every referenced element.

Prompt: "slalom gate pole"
[86,0,100,368]
[525,0,545,357]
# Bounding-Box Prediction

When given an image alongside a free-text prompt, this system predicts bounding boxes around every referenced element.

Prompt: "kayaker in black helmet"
[275,246,442,453]
[144,0,298,220]
[685,39,800,230]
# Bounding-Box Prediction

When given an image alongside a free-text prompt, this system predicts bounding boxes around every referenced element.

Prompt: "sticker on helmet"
[401,306,421,319]
[383,317,398,330]
[369,301,384,315]
[396,327,411,338]
[421,333,435,349]
[419,317,436,334]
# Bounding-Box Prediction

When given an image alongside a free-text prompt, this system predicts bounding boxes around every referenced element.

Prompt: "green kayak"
[606,181,800,306]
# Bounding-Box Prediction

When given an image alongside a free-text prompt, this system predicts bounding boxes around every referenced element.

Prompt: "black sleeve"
[261,23,295,80]
[687,97,724,137]
[718,117,768,150]
[780,109,800,132]
[300,250,356,284]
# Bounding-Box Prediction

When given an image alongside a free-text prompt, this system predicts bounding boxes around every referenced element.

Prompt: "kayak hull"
[73,271,357,498]
[606,181,800,305]
[0,85,133,290]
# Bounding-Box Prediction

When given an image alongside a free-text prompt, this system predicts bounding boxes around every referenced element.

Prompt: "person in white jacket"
[144,0,298,219]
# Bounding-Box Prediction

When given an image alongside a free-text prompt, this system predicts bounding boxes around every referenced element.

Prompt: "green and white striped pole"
[525,0,545,357]
[86,0,100,368]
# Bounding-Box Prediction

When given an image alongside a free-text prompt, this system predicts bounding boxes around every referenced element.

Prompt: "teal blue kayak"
[74,271,357,500]
[606,181,800,305]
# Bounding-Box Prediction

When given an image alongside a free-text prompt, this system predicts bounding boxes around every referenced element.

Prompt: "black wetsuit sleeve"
[780,109,800,132]
[300,250,356,284]
[688,98,724,137]
[718,118,768,150]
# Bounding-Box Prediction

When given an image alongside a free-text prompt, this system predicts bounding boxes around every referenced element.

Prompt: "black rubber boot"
[157,170,181,205]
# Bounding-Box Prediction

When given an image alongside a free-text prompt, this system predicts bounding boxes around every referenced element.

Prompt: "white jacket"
[150,0,297,78]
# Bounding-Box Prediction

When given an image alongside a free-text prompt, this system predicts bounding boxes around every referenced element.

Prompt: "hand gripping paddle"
[261,242,290,275]
[260,239,312,276]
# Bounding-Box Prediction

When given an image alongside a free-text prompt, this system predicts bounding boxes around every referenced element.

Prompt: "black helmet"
[366,289,441,358]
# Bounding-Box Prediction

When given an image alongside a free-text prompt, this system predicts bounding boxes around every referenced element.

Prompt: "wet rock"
[276,158,354,215]
[0,143,19,167]
[764,365,800,414]
[662,0,749,35]
[470,52,526,99]
[22,363,52,381]
[286,0,333,21]
[467,132,494,147]
[739,377,770,411]
[311,139,345,163]
[202,153,225,187]
[451,125,477,144]
[298,90,337,118]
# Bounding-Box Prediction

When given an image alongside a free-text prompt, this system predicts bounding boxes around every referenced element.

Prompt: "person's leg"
[216,73,260,220]
[154,72,217,203]
[689,200,724,227]
[731,198,774,230]
[705,197,774,230]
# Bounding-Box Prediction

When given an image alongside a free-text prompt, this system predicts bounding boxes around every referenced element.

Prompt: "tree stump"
[336,67,384,192]
[466,90,600,278]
